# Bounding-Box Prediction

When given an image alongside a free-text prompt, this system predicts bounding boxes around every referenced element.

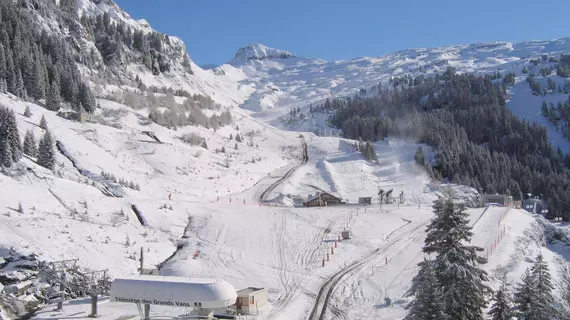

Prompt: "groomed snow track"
[258,137,308,203]
[307,220,430,320]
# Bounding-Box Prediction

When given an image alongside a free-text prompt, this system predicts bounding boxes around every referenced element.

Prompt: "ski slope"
[0,87,485,319]
[1,89,566,320]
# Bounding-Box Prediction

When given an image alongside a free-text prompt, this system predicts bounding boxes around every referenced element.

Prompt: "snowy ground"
[0,91,472,319]
[0,92,300,280]
[1,90,566,319]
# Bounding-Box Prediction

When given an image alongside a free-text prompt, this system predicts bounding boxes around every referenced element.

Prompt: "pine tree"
[5,47,15,94]
[23,129,38,158]
[415,146,426,166]
[15,68,25,99]
[514,269,534,319]
[1,138,12,168]
[422,196,490,320]
[522,66,529,74]
[24,105,32,117]
[0,43,6,82]
[488,285,513,320]
[46,81,61,111]
[0,107,22,162]
[78,82,95,113]
[38,130,55,170]
[529,253,555,319]
[405,260,448,320]
[541,101,548,117]
[39,115,48,130]
[31,58,45,100]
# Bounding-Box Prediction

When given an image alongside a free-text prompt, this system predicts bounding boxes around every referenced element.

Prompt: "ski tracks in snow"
[307,219,430,320]
[266,211,336,320]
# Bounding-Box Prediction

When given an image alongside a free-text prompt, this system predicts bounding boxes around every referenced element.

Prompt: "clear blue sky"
[115,0,570,66]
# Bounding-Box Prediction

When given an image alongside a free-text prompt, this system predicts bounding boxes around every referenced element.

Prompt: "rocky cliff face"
[231,43,295,64]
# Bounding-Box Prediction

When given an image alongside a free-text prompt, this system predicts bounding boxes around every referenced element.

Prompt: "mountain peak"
[231,43,295,64]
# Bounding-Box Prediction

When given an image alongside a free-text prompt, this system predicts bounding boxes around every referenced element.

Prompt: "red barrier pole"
[331,247,334,255]
[322,258,325,267]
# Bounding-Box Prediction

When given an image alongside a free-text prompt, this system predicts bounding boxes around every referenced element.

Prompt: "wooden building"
[232,287,268,315]
[303,192,344,207]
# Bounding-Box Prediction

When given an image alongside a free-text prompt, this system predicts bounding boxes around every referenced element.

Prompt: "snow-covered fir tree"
[31,57,46,100]
[488,284,513,320]
[39,115,48,130]
[24,105,32,117]
[514,268,535,319]
[405,260,448,320]
[514,254,557,320]
[38,130,55,170]
[530,254,556,319]
[15,68,25,99]
[0,106,22,163]
[23,130,38,158]
[414,146,426,166]
[46,81,61,111]
[421,196,491,320]
[1,138,12,168]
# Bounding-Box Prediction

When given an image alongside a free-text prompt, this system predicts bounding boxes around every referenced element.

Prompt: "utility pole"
[88,284,99,318]
[139,247,144,275]
[57,272,66,311]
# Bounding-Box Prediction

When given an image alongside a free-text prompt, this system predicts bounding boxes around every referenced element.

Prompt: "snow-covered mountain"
[230,43,295,64]
[0,0,570,319]
[213,39,570,152]
[219,39,570,116]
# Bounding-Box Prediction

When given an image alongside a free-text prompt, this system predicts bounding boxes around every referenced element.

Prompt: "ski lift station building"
[110,276,237,315]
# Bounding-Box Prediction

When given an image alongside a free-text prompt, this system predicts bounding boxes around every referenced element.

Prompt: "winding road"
[258,135,308,203]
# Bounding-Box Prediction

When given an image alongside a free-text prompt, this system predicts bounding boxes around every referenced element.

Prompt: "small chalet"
[232,287,268,315]
[522,198,547,215]
[303,192,344,207]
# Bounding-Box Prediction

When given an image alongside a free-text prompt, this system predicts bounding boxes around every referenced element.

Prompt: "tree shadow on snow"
[374,298,408,309]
